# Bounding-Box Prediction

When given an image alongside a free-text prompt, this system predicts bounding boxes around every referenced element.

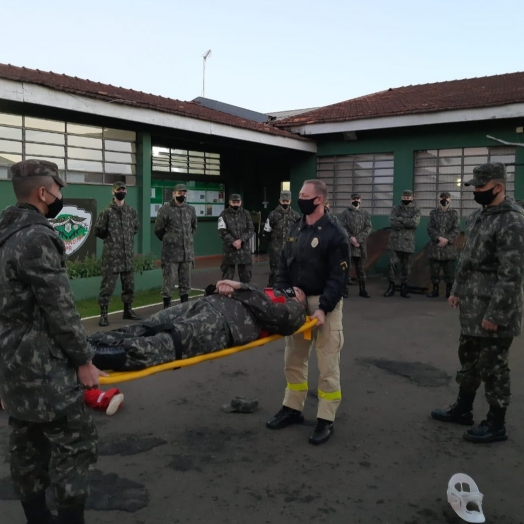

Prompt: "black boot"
[180,294,189,303]
[431,390,475,425]
[383,281,395,297]
[57,505,85,524]
[266,406,304,429]
[98,305,109,327]
[400,283,411,298]
[426,282,439,298]
[446,283,453,299]
[123,303,142,320]
[308,418,334,445]
[463,407,508,443]
[163,297,172,309]
[358,281,370,298]
[21,493,55,524]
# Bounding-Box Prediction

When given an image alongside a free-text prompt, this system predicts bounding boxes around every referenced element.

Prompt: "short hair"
[492,178,507,187]
[12,175,54,201]
[303,179,328,201]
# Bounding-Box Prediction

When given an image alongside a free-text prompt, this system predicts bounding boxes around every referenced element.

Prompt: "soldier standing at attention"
[218,193,255,283]
[340,193,372,298]
[95,181,141,326]
[154,183,197,308]
[431,163,524,443]
[426,192,460,299]
[263,190,300,287]
[383,189,421,298]
[0,160,103,524]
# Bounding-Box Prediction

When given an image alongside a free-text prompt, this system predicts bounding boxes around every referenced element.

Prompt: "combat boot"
[163,297,172,309]
[464,407,508,443]
[21,493,55,524]
[266,406,304,429]
[431,390,475,425]
[358,281,370,298]
[123,303,142,320]
[446,283,453,299]
[426,282,439,298]
[400,283,410,298]
[383,281,395,297]
[180,294,189,303]
[57,505,85,524]
[98,306,109,327]
[308,418,334,446]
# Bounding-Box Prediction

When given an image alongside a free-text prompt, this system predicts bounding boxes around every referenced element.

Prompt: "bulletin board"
[150,180,226,219]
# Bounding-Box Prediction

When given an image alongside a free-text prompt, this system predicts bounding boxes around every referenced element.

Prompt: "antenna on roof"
[202,49,212,97]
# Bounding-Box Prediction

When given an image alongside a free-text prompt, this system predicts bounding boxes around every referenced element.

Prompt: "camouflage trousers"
[267,253,280,287]
[429,259,455,284]
[388,250,412,283]
[8,402,98,507]
[283,296,344,422]
[221,264,252,283]
[351,256,366,281]
[98,269,134,306]
[456,334,513,408]
[161,261,192,297]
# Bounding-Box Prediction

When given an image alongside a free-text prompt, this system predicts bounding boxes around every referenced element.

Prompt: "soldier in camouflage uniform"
[384,189,421,298]
[431,163,524,443]
[263,190,300,287]
[218,194,255,283]
[426,192,461,299]
[88,280,306,371]
[0,160,102,524]
[95,181,141,326]
[154,183,197,308]
[340,193,372,298]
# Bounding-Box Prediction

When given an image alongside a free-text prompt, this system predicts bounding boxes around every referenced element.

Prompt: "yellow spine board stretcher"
[100,317,318,385]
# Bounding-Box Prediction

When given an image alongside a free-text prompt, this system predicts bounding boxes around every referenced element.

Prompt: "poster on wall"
[48,198,97,259]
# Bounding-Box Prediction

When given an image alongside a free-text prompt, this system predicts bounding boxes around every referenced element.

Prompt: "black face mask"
[352,201,360,208]
[114,192,126,201]
[401,199,411,205]
[175,195,186,203]
[440,199,449,206]
[297,197,319,216]
[45,194,64,219]
[230,205,240,211]
[473,187,498,206]
[280,203,289,210]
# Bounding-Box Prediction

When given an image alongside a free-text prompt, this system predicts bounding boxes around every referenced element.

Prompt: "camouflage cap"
[280,190,292,200]
[402,189,413,197]
[112,181,126,190]
[10,159,66,188]
[229,193,242,201]
[440,191,451,198]
[464,162,507,187]
[351,193,361,199]
[174,183,187,192]
[221,396,259,413]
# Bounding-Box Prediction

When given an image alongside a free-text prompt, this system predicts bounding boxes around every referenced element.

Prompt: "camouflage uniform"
[95,183,139,307]
[88,284,306,370]
[339,205,372,281]
[427,197,460,284]
[154,197,197,298]
[387,193,421,283]
[263,193,300,287]
[218,196,255,283]
[0,160,97,514]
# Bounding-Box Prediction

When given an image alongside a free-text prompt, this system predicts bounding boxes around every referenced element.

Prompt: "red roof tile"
[274,72,524,128]
[0,63,307,142]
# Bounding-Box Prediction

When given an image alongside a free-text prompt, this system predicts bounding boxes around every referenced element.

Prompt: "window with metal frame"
[414,146,515,217]
[152,146,220,176]
[317,153,394,215]
[0,113,137,185]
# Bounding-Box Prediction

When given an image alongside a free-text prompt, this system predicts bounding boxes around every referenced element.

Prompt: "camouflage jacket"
[339,207,372,258]
[388,202,421,253]
[0,204,92,422]
[453,199,524,337]
[427,207,460,260]
[218,207,255,264]
[154,200,197,263]
[95,201,139,273]
[263,205,300,260]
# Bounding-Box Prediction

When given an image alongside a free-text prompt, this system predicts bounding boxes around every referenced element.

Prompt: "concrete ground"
[2,264,524,524]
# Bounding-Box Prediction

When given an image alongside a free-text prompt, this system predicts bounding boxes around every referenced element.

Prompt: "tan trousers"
[283,296,344,421]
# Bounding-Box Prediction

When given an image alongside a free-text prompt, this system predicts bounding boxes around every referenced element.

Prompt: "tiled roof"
[274,72,524,127]
[0,63,307,141]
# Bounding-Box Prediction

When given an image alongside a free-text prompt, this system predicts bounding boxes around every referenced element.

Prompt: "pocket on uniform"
[48,342,68,361]
[316,327,344,354]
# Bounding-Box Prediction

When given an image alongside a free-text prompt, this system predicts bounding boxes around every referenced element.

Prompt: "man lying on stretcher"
[89,280,307,371]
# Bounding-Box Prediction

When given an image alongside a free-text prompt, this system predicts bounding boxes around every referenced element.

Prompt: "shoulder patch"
[218,216,226,229]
